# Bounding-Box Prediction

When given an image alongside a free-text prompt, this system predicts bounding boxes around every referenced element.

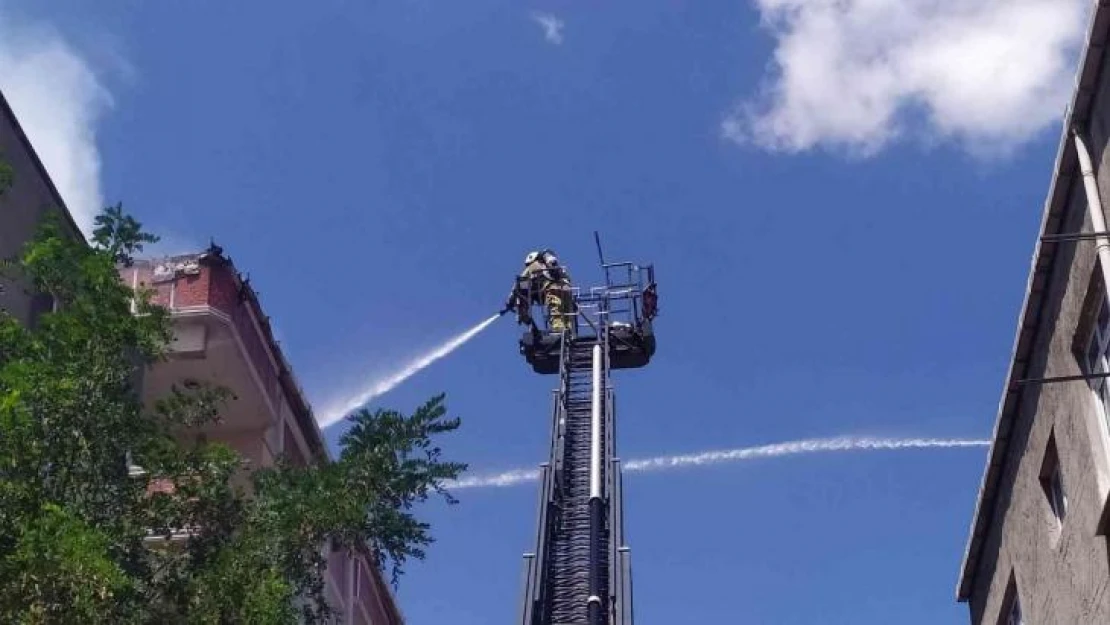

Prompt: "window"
[1075,271,1110,501]
[1040,431,1068,525]
[1086,295,1110,418]
[999,573,1024,625]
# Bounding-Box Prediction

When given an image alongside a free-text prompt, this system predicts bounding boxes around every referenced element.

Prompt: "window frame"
[1073,265,1110,514]
[1086,294,1110,418]
[1005,596,1023,625]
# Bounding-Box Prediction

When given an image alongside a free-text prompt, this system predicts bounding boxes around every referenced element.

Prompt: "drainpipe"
[1071,128,1110,510]
[1073,128,1110,294]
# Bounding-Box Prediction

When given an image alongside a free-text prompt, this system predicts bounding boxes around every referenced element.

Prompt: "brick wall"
[134,255,282,416]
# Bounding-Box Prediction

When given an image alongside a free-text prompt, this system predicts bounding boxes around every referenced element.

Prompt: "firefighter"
[501,251,545,325]
[502,250,573,333]
[538,250,573,332]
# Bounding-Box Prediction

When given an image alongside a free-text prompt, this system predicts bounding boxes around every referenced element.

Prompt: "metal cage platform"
[519,262,657,375]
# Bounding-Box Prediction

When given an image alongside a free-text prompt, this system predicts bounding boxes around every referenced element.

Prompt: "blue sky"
[0,1,1091,622]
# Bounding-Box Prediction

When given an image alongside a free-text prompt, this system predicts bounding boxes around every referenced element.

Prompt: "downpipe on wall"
[1072,128,1110,292]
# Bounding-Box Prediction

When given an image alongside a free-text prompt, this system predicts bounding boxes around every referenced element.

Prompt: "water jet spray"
[318,312,503,428]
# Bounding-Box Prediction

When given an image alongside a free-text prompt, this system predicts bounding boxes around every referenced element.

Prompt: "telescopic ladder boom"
[517,259,656,625]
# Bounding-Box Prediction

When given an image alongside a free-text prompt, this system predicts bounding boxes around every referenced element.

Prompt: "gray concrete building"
[0,87,82,325]
[957,4,1110,624]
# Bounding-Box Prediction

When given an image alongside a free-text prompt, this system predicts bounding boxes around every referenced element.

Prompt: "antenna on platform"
[594,231,606,268]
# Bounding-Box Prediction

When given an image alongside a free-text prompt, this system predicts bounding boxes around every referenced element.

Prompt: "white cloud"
[0,8,113,236]
[728,0,1090,156]
[531,12,565,46]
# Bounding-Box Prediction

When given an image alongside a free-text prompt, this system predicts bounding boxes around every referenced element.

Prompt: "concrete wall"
[0,90,80,325]
[966,41,1110,625]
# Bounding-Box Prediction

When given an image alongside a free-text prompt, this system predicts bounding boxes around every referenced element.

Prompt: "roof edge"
[203,250,408,619]
[134,247,331,461]
[210,248,332,462]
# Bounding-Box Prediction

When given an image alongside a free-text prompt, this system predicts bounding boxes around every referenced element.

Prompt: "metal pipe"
[518,552,535,625]
[1073,129,1110,300]
[588,343,603,623]
[591,344,602,499]
[588,497,602,622]
[1014,370,1110,386]
[129,268,138,314]
[1040,231,1110,242]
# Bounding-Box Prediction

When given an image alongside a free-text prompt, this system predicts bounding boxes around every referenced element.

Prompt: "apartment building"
[1,81,402,622]
[0,88,81,324]
[957,3,1110,623]
[124,247,404,624]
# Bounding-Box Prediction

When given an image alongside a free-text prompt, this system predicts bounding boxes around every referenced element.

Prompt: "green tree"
[0,200,466,623]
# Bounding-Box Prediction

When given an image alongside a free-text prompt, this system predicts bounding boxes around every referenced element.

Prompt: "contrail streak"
[319,314,501,428]
[445,436,989,490]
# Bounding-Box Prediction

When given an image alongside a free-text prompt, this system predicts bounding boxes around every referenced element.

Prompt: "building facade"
[125,248,404,624]
[0,88,81,325]
[957,4,1110,623]
[1,83,402,623]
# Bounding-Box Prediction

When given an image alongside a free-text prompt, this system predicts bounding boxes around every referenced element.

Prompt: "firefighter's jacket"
[521,260,570,300]
[507,260,570,309]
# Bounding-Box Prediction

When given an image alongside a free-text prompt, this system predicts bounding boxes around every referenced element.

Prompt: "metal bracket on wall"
[1040,232,1110,244]
[1013,371,1110,386]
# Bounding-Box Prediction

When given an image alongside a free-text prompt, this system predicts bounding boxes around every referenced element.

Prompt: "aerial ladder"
[513,239,658,625]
